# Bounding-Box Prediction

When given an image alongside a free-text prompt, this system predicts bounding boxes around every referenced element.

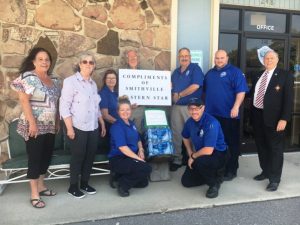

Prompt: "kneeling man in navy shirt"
[181,98,228,198]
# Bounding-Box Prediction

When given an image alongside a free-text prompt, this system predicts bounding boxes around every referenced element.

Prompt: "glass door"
[288,38,300,150]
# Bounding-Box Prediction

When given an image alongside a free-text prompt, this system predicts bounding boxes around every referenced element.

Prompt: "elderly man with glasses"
[181,98,228,198]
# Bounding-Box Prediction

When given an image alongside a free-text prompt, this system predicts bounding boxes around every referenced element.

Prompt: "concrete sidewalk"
[1,153,300,225]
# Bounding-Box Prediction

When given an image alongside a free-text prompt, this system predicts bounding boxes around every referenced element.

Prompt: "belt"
[253,106,263,111]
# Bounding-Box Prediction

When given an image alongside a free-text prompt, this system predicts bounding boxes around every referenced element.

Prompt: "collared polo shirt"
[109,118,140,158]
[182,112,227,152]
[171,63,204,105]
[99,85,118,119]
[204,64,248,119]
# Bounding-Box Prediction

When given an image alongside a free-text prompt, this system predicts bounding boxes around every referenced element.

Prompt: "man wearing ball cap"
[181,98,228,198]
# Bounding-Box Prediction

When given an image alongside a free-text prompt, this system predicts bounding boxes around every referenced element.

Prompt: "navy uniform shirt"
[109,118,140,158]
[182,112,227,152]
[204,64,248,119]
[98,86,118,119]
[171,63,204,105]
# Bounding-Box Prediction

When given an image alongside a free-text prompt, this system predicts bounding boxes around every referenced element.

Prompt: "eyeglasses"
[106,77,117,80]
[81,60,95,65]
[179,55,190,59]
[188,106,203,112]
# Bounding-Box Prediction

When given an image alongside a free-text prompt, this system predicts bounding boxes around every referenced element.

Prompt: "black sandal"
[39,189,57,196]
[30,198,45,208]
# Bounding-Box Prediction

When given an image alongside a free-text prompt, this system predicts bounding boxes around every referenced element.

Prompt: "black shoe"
[80,184,96,195]
[134,180,149,188]
[206,184,220,198]
[109,172,118,189]
[253,173,268,181]
[68,187,85,199]
[266,182,279,192]
[169,163,182,172]
[223,172,237,181]
[118,186,130,197]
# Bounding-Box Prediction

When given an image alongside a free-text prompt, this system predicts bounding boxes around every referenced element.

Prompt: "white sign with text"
[190,50,203,69]
[145,109,168,126]
[119,69,171,106]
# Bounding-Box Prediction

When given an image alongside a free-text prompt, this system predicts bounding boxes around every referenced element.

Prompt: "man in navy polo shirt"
[181,98,227,198]
[204,49,248,181]
[170,47,204,171]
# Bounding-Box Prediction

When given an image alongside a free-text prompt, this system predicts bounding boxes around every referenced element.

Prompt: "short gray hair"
[125,49,138,58]
[74,52,96,72]
[178,47,191,55]
[264,50,279,59]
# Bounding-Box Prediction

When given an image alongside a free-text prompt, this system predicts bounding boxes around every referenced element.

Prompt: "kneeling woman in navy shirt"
[109,96,152,197]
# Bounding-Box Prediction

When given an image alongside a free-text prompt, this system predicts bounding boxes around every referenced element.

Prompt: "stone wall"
[0,0,172,162]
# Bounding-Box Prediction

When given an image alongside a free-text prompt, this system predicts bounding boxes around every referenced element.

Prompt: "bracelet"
[191,153,196,160]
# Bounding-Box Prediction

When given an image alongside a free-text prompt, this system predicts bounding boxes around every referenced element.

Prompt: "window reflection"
[289,39,300,149]
[291,15,300,34]
[219,33,239,66]
[220,9,240,30]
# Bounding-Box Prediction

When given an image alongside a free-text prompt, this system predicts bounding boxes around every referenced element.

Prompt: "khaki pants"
[130,106,145,134]
[170,105,189,165]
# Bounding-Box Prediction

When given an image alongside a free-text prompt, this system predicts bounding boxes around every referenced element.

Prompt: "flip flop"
[30,198,45,208]
[39,189,57,196]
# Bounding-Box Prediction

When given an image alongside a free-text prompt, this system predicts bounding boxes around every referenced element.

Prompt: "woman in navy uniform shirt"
[99,69,118,126]
[181,98,227,198]
[98,69,118,152]
[109,96,152,197]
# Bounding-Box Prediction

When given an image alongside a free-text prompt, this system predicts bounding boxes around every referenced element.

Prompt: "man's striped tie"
[255,71,269,109]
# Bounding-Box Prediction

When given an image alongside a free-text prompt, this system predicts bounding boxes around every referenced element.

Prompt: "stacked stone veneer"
[0,0,172,163]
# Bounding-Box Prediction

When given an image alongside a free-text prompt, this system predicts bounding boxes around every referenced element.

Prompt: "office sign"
[256,25,275,31]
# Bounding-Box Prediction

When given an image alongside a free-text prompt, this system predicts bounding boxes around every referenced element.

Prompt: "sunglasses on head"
[81,60,95,65]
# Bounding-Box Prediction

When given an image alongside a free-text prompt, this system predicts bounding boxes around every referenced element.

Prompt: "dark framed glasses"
[188,105,203,112]
[81,60,95,65]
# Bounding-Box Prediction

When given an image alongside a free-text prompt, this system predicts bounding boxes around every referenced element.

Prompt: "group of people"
[10,48,151,208]
[170,47,293,198]
[170,48,248,198]
[10,45,293,208]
